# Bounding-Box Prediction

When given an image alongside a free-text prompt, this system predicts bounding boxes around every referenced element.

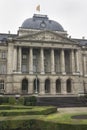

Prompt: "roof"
[73,38,87,46]
[21,14,64,32]
[0,33,17,43]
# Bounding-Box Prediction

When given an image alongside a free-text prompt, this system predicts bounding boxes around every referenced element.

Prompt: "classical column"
[29,48,33,74]
[60,49,66,75]
[51,49,55,74]
[18,47,22,72]
[75,50,80,73]
[71,49,75,74]
[40,48,45,74]
[13,47,17,72]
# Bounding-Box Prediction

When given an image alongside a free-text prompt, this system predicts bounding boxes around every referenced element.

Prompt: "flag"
[36,5,40,12]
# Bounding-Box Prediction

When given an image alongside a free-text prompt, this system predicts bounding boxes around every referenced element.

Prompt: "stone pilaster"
[83,55,87,76]
[28,79,33,94]
[39,81,45,95]
[61,80,66,94]
[18,47,22,72]
[71,80,76,94]
[60,49,66,75]
[51,49,55,74]
[7,43,13,74]
[40,48,45,74]
[71,49,75,74]
[29,48,33,74]
[50,80,56,94]
[75,50,80,73]
[13,46,17,72]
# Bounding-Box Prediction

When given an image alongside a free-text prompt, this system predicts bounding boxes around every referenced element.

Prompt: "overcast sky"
[0,0,87,38]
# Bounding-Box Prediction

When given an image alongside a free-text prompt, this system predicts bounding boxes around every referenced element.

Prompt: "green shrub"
[0,97,9,105]
[29,96,37,106]
[0,97,3,104]
[24,96,37,106]
[2,97,9,104]
[17,97,24,105]
[8,97,16,105]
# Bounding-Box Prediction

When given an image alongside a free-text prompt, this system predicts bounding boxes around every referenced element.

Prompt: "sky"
[0,0,87,39]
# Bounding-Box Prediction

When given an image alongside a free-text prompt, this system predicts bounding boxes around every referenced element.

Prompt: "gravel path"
[58,107,87,114]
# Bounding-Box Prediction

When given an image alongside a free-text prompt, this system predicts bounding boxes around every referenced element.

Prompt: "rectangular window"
[22,54,27,60]
[1,52,6,59]
[22,64,27,73]
[0,83,4,89]
[0,63,6,74]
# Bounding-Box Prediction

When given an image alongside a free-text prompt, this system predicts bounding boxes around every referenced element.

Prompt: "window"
[0,80,4,90]
[22,64,27,73]
[2,52,6,59]
[0,63,6,74]
[22,54,27,60]
[0,80,4,93]
[22,49,29,73]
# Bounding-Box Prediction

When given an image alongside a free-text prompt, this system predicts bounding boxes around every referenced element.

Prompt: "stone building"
[0,14,87,96]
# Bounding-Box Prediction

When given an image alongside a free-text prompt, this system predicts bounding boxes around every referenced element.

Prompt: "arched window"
[66,79,72,93]
[22,78,28,93]
[33,78,39,93]
[0,80,4,93]
[56,79,61,93]
[45,79,50,93]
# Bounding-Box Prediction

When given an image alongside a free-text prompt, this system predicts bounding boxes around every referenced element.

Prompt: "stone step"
[37,96,87,107]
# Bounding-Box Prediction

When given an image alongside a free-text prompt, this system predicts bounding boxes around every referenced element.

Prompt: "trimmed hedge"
[24,96,37,106]
[0,96,37,106]
[0,106,57,116]
[0,105,11,110]
[0,105,32,110]
[8,97,16,105]
[17,97,24,105]
[0,97,9,104]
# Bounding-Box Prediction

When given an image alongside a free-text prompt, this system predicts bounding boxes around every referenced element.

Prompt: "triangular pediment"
[16,30,77,44]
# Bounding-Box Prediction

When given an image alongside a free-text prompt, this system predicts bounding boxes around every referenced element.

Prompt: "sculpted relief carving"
[16,30,75,44]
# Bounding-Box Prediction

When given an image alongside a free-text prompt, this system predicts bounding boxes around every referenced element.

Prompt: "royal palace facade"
[0,14,87,96]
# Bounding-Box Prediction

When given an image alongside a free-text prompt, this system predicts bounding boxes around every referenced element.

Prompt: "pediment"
[16,30,76,44]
